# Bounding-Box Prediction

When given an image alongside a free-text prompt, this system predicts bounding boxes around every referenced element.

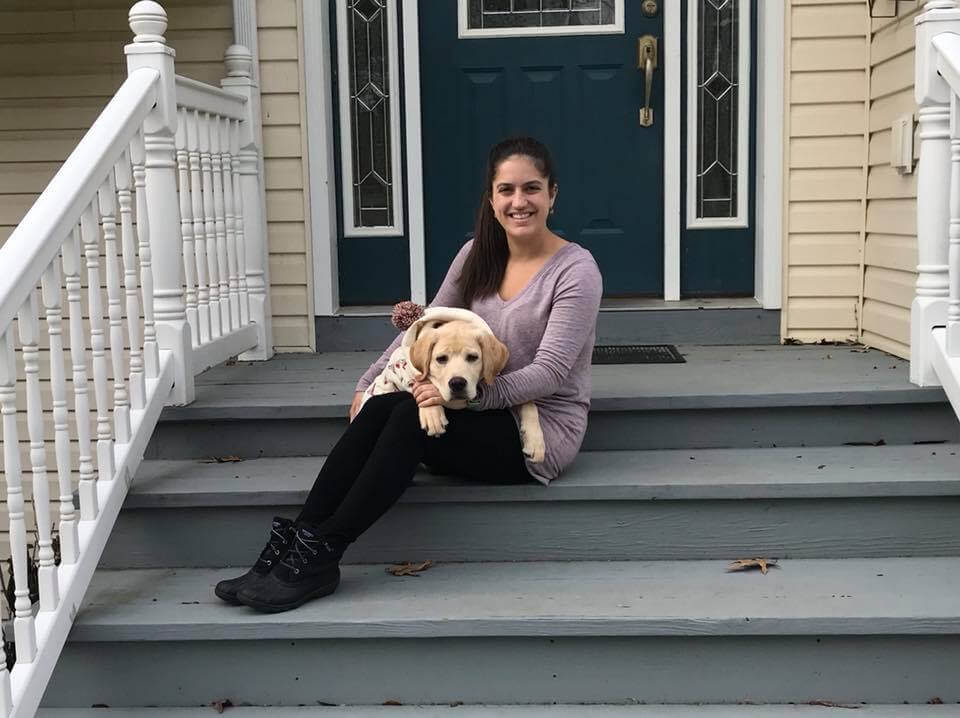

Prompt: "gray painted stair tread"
[167,345,945,420]
[126,444,960,508]
[73,558,960,641]
[34,706,960,716]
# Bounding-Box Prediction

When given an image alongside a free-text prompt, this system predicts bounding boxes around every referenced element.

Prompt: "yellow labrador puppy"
[361,307,545,463]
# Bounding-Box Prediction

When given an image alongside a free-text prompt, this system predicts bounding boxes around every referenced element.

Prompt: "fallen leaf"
[386,560,433,577]
[383,700,403,706]
[727,558,779,575]
[807,700,860,709]
[929,697,944,705]
[210,698,234,713]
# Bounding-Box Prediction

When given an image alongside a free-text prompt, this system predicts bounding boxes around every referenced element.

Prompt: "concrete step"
[35,706,960,717]
[145,346,958,460]
[100,444,960,568]
[44,558,960,707]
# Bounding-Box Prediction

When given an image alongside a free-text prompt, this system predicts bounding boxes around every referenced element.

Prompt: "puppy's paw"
[419,405,448,436]
[521,425,546,463]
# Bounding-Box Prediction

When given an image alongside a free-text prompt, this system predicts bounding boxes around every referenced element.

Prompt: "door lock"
[637,35,658,127]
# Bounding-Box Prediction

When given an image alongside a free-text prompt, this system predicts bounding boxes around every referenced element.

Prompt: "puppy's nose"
[448,376,467,393]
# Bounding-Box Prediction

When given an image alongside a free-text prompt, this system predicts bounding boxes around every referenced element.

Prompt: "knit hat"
[400,306,494,348]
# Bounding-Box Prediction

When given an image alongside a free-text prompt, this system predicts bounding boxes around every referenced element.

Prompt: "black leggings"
[297,392,535,543]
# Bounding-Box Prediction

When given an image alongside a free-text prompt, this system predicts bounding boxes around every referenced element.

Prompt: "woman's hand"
[349,391,364,422]
[412,375,443,408]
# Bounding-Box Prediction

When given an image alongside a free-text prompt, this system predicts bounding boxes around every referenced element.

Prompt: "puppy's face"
[409,319,509,401]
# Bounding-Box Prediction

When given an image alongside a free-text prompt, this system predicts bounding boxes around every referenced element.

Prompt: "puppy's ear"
[479,333,509,385]
[409,334,437,376]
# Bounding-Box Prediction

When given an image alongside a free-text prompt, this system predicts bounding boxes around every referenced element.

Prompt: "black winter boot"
[214,516,296,604]
[236,524,344,613]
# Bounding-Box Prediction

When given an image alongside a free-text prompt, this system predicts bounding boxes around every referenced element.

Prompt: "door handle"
[637,35,658,127]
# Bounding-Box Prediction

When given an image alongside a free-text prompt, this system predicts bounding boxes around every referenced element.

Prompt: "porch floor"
[166,344,947,421]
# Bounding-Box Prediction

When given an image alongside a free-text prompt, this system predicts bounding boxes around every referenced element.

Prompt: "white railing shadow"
[0,2,270,715]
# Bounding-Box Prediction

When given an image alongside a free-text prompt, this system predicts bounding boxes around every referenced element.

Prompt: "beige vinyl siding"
[861,6,921,359]
[258,0,314,351]
[783,0,869,344]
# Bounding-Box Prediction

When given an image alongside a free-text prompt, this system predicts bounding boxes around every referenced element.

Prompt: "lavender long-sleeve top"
[355,240,603,484]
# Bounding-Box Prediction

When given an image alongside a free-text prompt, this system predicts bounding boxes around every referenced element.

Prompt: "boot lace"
[280,531,335,574]
[256,524,291,568]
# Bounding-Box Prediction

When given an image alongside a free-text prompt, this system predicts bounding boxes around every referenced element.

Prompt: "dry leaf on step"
[386,560,434,577]
[200,456,244,464]
[209,698,234,713]
[727,558,778,575]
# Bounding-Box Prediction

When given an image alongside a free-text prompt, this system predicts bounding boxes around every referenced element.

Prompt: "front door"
[419,1,664,298]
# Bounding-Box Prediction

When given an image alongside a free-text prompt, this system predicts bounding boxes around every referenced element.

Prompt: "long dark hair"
[459,137,557,305]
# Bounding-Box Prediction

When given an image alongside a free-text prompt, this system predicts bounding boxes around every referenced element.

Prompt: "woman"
[216,137,603,613]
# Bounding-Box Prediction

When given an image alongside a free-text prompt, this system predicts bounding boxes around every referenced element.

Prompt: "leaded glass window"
[338,0,403,234]
[461,0,622,37]
[687,0,750,226]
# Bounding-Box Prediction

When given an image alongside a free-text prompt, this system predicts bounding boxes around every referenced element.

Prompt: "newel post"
[222,45,273,360]
[125,1,195,402]
[912,1,960,384]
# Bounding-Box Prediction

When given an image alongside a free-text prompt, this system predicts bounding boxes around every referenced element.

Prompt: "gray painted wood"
[171,345,945,420]
[314,308,782,351]
[44,635,960,707]
[145,403,960,460]
[35,706,960,716]
[100,495,960,567]
[126,444,960,507]
[70,559,960,641]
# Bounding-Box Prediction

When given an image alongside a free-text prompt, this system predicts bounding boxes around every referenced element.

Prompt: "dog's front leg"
[518,402,546,463]
[419,404,449,436]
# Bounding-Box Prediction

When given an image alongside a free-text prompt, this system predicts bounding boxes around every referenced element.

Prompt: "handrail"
[175,74,247,119]
[0,68,159,333]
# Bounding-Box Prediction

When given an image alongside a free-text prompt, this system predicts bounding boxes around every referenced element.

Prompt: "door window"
[460,0,623,38]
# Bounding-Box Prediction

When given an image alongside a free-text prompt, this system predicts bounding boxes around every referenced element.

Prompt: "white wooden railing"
[0,2,270,715]
[913,0,960,421]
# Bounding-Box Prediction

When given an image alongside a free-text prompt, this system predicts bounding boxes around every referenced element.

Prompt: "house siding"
[782,0,869,344]
[862,4,921,359]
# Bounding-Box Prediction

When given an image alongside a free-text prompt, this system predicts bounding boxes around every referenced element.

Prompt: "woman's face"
[489,154,556,240]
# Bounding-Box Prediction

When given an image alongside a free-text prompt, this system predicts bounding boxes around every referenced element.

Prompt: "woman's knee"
[355,392,410,422]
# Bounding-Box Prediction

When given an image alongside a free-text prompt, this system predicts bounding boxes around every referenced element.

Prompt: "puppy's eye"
[435,355,448,364]
[465,354,479,363]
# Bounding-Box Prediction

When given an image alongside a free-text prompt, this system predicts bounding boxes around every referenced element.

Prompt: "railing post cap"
[129,1,168,43]
[224,44,253,77]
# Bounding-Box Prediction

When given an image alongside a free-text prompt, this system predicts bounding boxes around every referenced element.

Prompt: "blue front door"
[419,1,664,298]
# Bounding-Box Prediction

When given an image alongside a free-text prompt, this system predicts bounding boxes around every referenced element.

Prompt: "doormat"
[591,344,686,365]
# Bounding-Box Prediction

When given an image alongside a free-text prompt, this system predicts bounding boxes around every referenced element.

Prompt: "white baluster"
[18,291,59,612]
[131,131,159,380]
[231,117,250,325]
[0,638,10,718]
[80,203,115,480]
[187,110,211,345]
[99,178,131,446]
[200,111,222,340]
[950,95,960,357]
[210,113,231,332]
[176,108,200,347]
[913,0,960,383]
[220,115,240,329]
[222,44,272,359]
[127,2,194,404]
[116,151,146,411]
[0,328,37,663]
[62,226,98,522]
[41,262,78,566]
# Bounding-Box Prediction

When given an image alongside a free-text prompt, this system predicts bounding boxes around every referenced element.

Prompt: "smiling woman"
[216,137,601,614]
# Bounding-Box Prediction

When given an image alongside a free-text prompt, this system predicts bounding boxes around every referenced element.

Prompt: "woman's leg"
[312,397,534,544]
[296,392,412,525]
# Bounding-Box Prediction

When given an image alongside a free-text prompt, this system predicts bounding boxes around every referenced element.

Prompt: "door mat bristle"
[592,344,686,365]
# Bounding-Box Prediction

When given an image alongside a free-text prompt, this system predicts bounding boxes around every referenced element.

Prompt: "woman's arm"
[354,241,473,392]
[476,259,602,409]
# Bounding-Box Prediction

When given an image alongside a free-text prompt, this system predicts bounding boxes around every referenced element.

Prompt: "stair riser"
[44,635,960,707]
[145,403,960,460]
[100,497,960,568]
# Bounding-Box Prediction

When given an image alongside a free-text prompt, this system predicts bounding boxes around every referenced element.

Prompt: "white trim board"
[306,1,783,314]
